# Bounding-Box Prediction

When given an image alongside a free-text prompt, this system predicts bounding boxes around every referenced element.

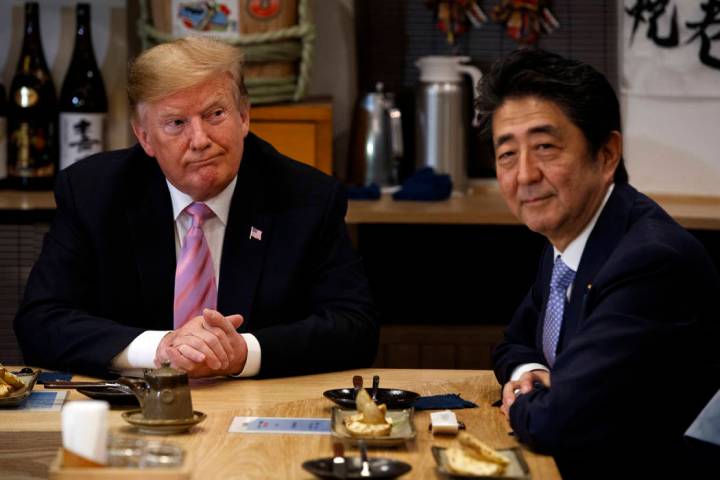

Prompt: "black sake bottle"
[59,3,108,170]
[7,2,58,190]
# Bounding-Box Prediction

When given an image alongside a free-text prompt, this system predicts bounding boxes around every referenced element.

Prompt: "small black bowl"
[323,388,419,409]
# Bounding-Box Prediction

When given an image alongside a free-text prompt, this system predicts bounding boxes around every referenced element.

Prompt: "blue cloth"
[346,183,381,200]
[412,394,477,410]
[541,257,575,367]
[37,371,73,383]
[393,168,452,201]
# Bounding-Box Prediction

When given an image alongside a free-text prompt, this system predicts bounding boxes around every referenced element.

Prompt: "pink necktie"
[173,202,217,329]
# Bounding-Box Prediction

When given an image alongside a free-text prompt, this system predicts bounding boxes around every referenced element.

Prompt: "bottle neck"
[73,6,94,53]
[21,4,43,57]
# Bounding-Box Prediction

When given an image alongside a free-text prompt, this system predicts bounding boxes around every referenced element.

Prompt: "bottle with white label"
[59,3,107,170]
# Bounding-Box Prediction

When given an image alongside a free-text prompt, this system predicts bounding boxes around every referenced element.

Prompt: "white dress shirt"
[111,177,261,377]
[510,184,614,381]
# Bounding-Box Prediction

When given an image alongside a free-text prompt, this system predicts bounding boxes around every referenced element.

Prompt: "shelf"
[2,186,720,231]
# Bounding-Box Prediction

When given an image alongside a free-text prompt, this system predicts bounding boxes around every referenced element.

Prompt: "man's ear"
[599,131,622,182]
[131,117,155,158]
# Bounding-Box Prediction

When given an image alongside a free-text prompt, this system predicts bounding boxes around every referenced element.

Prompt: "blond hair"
[128,36,248,117]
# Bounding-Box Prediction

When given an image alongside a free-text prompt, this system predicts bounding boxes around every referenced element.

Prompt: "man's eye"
[163,119,184,134]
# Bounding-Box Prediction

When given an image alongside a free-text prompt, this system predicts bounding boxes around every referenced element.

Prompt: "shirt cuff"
[229,333,261,378]
[111,330,170,375]
[510,363,550,381]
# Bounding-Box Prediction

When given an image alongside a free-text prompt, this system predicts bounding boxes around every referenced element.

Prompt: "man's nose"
[517,149,541,185]
[188,117,211,151]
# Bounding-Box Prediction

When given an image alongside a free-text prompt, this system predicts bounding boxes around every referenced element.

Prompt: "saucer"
[121,409,206,434]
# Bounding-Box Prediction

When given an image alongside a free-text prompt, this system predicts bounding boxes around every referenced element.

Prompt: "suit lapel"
[559,183,636,352]
[125,150,176,330]
[217,138,273,326]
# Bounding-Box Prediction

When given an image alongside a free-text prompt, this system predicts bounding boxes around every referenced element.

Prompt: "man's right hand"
[500,369,551,416]
[155,309,245,375]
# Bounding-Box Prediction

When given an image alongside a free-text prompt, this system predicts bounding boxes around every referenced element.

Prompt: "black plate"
[324,388,419,409]
[77,387,139,407]
[302,456,411,479]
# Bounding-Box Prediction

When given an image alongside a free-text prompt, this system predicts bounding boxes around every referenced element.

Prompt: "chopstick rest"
[429,410,465,435]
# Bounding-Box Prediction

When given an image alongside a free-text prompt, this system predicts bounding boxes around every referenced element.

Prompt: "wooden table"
[0,368,560,479]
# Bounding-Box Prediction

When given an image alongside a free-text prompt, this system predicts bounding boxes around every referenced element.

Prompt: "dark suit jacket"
[493,182,720,479]
[14,133,379,379]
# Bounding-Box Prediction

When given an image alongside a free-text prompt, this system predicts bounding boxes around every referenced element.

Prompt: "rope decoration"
[138,0,315,104]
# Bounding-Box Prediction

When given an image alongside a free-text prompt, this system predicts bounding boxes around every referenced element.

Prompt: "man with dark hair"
[480,48,720,478]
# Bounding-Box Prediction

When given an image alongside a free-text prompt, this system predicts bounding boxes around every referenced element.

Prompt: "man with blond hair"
[15,37,378,379]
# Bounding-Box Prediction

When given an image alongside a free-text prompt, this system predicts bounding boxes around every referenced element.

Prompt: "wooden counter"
[0,368,561,479]
[3,186,719,230]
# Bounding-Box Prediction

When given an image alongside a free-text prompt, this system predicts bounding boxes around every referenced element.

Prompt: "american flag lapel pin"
[249,226,263,241]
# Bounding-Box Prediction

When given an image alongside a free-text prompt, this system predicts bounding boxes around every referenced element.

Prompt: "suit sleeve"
[507,243,717,455]
[252,182,379,377]
[13,170,144,378]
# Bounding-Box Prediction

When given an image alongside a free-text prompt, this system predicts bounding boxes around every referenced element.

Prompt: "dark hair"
[475,48,628,184]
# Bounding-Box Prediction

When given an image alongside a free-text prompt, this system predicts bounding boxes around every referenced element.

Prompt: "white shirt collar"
[553,183,615,271]
[166,177,237,226]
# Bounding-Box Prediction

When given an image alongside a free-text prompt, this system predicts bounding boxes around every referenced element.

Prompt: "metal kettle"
[415,56,482,193]
[349,82,403,186]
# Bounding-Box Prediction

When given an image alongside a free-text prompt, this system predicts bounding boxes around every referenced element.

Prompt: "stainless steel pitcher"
[415,56,482,193]
[349,82,403,186]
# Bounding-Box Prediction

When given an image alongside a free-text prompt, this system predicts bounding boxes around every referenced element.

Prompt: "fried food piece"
[1,368,24,389]
[0,384,13,398]
[344,388,392,437]
[458,431,510,467]
[444,431,510,476]
[356,388,386,424]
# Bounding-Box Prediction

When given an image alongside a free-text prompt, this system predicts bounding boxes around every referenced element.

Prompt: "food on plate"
[344,388,392,437]
[444,431,510,476]
[0,364,25,398]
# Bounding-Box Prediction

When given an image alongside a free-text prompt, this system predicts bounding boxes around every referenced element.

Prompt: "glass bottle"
[59,3,108,170]
[7,1,58,190]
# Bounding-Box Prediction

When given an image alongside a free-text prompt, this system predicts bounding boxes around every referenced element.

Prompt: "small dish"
[121,409,206,434]
[0,369,40,408]
[302,455,412,479]
[431,446,530,479]
[77,386,139,407]
[324,388,420,409]
[330,407,416,447]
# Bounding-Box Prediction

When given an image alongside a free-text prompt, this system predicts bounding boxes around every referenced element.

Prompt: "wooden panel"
[250,121,316,168]
[374,324,506,370]
[0,223,47,365]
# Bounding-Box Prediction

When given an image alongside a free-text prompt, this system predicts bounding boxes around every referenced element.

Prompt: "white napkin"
[430,410,460,434]
[62,400,109,465]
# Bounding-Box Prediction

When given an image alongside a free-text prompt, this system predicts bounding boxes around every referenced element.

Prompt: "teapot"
[415,56,482,193]
[119,362,194,421]
[348,82,403,187]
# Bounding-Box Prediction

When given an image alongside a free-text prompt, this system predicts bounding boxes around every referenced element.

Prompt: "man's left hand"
[164,309,248,377]
[500,369,551,416]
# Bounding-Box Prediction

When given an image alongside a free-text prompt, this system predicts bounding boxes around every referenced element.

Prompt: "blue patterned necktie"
[542,256,576,367]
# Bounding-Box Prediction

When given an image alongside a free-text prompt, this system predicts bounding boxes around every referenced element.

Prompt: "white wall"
[0,0,129,151]
[622,94,720,196]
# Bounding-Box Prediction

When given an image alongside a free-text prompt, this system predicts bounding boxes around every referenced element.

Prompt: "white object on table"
[61,400,109,465]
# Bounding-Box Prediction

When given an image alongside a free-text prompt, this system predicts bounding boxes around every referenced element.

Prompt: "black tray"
[323,388,419,409]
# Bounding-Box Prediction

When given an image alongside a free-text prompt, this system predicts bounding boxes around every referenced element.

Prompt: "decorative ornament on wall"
[246,0,282,21]
[491,0,559,45]
[173,1,239,36]
[425,0,488,45]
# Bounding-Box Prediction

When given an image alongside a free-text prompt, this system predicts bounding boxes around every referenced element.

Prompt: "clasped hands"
[500,369,551,416]
[155,309,247,378]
